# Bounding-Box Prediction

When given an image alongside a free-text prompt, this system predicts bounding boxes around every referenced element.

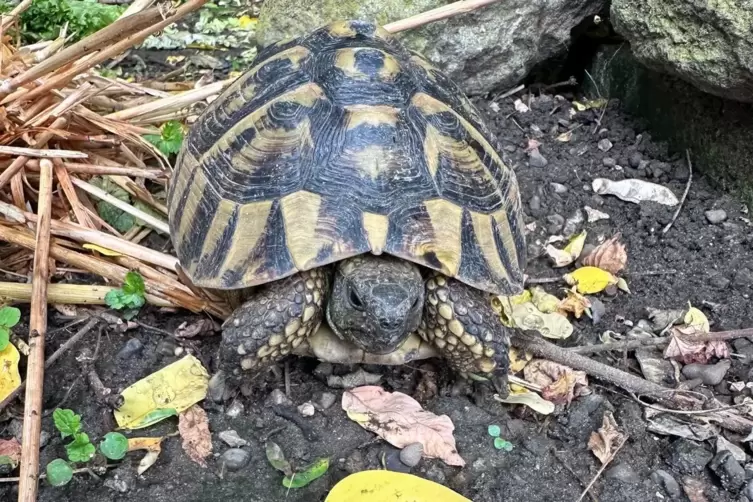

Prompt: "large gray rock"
[611,0,753,103]
[257,0,604,96]
[588,45,753,195]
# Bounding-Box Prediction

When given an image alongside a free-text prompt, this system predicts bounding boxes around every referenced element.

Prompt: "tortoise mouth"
[326,308,408,355]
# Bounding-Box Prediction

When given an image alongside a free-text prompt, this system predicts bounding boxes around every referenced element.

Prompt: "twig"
[662,149,693,234]
[18,160,53,502]
[0,145,87,158]
[383,0,502,33]
[552,448,598,502]
[494,84,525,101]
[0,282,171,306]
[628,392,747,416]
[271,405,320,442]
[575,436,627,502]
[567,327,753,355]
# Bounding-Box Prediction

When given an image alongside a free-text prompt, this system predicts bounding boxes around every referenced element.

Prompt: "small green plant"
[0,306,21,351]
[47,408,129,487]
[16,0,125,43]
[265,441,329,489]
[145,120,185,157]
[487,424,513,452]
[105,271,146,320]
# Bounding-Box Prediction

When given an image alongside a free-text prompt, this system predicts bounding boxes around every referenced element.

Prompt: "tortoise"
[166,20,527,391]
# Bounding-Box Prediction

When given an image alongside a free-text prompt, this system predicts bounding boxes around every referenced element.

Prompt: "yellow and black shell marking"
[168,20,526,296]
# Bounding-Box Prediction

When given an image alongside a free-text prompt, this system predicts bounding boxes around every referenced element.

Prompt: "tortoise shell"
[167,20,526,296]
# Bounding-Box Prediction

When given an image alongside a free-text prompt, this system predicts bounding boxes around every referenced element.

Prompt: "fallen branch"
[0,318,101,414]
[513,331,753,433]
[17,160,53,502]
[567,327,753,355]
[662,149,693,234]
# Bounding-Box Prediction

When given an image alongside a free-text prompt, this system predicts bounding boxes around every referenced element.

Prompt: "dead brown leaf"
[175,318,219,338]
[341,385,464,466]
[557,288,591,319]
[0,438,22,468]
[682,477,709,502]
[587,411,625,464]
[582,233,627,274]
[523,359,589,405]
[178,405,212,468]
[663,327,730,364]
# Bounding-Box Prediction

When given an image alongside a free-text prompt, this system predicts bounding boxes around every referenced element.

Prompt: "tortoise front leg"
[219,267,331,382]
[417,272,511,393]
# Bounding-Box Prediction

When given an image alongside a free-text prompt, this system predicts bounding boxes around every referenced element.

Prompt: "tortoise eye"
[348,286,364,311]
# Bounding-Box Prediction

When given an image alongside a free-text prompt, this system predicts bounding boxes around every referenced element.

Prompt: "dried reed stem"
[0,282,172,306]
[17,159,53,502]
[383,0,501,33]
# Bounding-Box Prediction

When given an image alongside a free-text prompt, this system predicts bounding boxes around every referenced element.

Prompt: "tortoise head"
[326,255,424,354]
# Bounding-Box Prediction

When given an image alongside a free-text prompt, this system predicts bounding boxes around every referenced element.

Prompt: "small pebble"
[667,439,713,475]
[117,338,143,359]
[597,138,613,152]
[733,268,753,289]
[710,451,746,491]
[399,443,424,467]
[546,214,565,234]
[550,182,568,194]
[104,477,130,493]
[318,392,336,410]
[298,402,315,417]
[266,389,293,407]
[528,195,541,212]
[709,274,731,290]
[208,371,227,402]
[628,151,643,169]
[705,209,728,224]
[226,400,244,418]
[219,430,248,448]
[156,339,177,357]
[384,450,411,473]
[651,470,682,499]
[503,144,517,153]
[602,157,616,167]
[220,448,250,471]
[605,463,640,484]
[528,148,548,168]
[681,360,731,386]
[314,362,334,378]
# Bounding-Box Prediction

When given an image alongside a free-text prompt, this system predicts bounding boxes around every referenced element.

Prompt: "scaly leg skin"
[417,272,511,396]
[219,267,331,383]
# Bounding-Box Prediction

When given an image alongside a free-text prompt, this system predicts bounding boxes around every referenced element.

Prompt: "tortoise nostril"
[379,318,401,329]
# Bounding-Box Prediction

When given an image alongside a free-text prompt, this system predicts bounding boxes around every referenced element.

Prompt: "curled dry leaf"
[523,359,589,405]
[0,438,22,468]
[127,436,165,475]
[341,386,464,466]
[663,306,729,364]
[592,178,679,206]
[175,318,219,338]
[178,405,212,468]
[587,411,625,464]
[557,288,591,319]
[545,230,586,267]
[581,233,627,274]
[494,385,555,415]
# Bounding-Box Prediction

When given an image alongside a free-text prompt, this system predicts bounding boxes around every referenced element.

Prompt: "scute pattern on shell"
[167,19,526,296]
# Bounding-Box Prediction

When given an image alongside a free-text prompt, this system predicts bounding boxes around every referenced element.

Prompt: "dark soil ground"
[3,71,753,502]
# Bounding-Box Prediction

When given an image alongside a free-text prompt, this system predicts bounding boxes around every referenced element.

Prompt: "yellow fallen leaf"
[237,14,256,29]
[616,277,630,293]
[127,437,165,452]
[545,230,587,267]
[556,130,573,142]
[82,243,122,257]
[0,342,21,402]
[165,55,185,65]
[684,306,710,333]
[325,470,470,502]
[494,387,555,415]
[563,266,618,294]
[572,101,587,111]
[530,286,560,313]
[114,355,209,430]
[508,347,532,373]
